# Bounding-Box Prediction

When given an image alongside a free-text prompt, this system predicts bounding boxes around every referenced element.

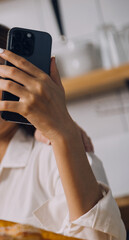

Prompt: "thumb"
[50,57,64,90]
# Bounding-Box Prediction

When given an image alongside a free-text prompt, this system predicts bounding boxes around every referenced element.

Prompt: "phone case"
[1,27,52,125]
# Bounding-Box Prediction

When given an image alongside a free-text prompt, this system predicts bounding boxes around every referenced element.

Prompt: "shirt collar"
[1,128,34,169]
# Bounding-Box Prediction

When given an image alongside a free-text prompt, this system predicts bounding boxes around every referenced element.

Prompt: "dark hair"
[0,24,35,136]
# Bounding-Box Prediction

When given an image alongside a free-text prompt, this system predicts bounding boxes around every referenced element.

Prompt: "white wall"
[0,0,44,30]
[67,89,129,197]
[0,0,129,40]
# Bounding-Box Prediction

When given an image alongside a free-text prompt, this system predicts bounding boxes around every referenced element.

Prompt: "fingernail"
[0,48,4,54]
[51,55,57,64]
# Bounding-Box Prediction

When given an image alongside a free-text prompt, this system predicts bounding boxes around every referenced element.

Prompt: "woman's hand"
[35,126,94,152]
[0,49,94,152]
[0,49,73,142]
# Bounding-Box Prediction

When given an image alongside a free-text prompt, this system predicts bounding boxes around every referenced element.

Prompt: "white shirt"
[0,128,126,240]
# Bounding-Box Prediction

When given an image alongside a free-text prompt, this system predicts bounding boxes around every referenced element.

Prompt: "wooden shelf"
[62,63,129,101]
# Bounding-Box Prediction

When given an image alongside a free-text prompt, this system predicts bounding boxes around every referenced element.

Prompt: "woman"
[0,25,126,239]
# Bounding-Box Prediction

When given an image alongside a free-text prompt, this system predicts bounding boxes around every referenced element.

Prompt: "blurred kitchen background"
[0,0,129,233]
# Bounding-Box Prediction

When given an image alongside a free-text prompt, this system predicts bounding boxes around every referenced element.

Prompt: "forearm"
[51,117,103,221]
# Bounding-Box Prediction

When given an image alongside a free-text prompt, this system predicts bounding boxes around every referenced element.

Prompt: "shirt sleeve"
[87,152,109,186]
[34,149,126,240]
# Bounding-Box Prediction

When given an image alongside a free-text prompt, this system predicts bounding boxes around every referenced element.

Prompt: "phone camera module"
[12,30,34,57]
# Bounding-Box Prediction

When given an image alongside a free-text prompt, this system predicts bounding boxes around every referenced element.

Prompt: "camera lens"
[12,43,21,54]
[13,31,22,41]
[23,40,30,49]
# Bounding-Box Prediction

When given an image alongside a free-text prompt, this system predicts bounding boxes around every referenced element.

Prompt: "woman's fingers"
[75,122,94,153]
[0,51,63,92]
[0,65,33,87]
[0,100,22,113]
[34,129,51,145]
[0,49,45,78]
[0,79,28,98]
[80,128,94,153]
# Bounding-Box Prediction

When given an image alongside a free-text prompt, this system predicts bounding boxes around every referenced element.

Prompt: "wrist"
[51,115,80,146]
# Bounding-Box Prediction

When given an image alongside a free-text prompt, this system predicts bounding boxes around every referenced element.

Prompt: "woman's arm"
[51,117,103,221]
[35,118,103,221]
[0,49,104,221]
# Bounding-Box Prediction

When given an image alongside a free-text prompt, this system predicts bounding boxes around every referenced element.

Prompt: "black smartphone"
[1,27,52,125]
